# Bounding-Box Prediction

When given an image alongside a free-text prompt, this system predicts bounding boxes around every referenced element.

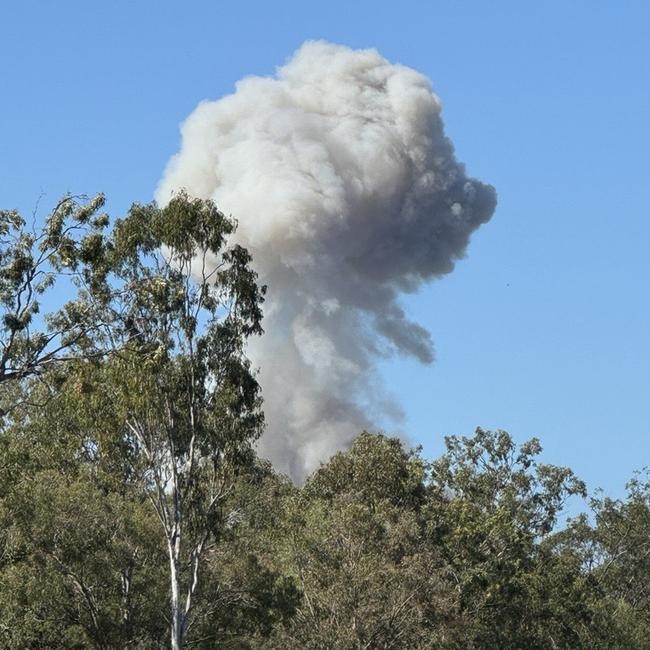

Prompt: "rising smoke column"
[156,41,496,480]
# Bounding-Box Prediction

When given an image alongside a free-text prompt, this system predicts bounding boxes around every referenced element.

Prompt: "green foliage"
[0,194,110,389]
[2,397,649,649]
[424,429,592,648]
[67,192,269,648]
[0,374,167,648]
[252,430,602,649]
[553,470,650,649]
[303,431,426,508]
[265,433,446,649]
[0,191,274,648]
[2,192,650,648]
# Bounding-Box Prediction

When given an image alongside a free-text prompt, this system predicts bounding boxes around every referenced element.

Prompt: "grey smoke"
[156,41,496,480]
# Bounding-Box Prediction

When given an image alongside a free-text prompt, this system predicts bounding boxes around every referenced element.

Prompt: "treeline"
[1,195,649,649]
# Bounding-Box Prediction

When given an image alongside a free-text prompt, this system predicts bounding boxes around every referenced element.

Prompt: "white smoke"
[156,41,496,480]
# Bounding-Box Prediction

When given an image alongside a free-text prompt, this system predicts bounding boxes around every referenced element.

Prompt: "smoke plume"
[156,41,496,480]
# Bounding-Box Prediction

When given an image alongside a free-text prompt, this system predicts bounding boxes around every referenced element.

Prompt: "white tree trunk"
[169,539,184,650]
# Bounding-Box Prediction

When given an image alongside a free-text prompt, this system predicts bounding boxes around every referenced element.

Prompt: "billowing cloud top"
[157,41,496,480]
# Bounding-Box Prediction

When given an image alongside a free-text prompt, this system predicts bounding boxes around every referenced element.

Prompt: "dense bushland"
[1,195,648,648]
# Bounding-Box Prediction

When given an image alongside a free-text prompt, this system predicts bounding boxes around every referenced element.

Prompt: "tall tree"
[554,470,650,649]
[0,369,296,649]
[72,193,268,649]
[260,430,603,649]
[265,433,454,649]
[425,428,591,648]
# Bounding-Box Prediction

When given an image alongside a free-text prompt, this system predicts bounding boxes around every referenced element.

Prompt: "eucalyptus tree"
[261,430,605,650]
[263,433,453,649]
[0,190,269,648]
[0,369,293,649]
[552,471,650,649]
[72,192,268,649]
[425,428,592,648]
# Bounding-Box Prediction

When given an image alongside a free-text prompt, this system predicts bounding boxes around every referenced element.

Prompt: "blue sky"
[2,1,649,500]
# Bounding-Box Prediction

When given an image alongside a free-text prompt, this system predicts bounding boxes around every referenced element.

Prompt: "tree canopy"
[0,194,648,649]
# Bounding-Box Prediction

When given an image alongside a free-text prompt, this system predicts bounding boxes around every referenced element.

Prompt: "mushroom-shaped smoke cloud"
[157,41,496,480]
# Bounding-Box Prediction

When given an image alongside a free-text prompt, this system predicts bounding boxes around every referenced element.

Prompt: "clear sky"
[2,1,649,501]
